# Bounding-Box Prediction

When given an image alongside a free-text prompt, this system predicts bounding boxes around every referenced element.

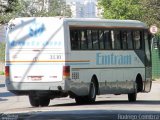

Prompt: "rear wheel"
[87,81,96,103]
[75,81,96,104]
[39,97,50,107]
[128,92,137,102]
[128,83,137,102]
[29,95,39,107]
[29,95,50,107]
[75,96,87,104]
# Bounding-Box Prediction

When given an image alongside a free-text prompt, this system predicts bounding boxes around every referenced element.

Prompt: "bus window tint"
[111,30,121,50]
[87,30,92,49]
[121,31,127,49]
[70,28,144,51]
[70,30,79,50]
[80,30,88,50]
[104,30,111,50]
[99,30,105,50]
[144,31,151,62]
[92,30,99,49]
[127,31,133,49]
[133,31,141,49]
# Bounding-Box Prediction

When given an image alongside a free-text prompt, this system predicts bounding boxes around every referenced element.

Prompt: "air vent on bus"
[72,72,79,79]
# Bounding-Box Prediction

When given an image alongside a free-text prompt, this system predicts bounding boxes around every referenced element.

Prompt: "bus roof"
[63,18,148,29]
[9,17,148,29]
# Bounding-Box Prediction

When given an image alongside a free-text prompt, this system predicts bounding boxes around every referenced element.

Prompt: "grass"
[0,71,4,75]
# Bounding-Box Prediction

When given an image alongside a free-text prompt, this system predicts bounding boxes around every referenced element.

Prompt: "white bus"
[5,17,152,107]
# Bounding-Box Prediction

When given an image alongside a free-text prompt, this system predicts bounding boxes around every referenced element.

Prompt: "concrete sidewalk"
[153,79,160,83]
[0,75,4,84]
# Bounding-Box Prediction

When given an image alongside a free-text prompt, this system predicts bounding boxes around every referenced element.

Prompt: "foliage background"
[98,0,160,34]
[0,0,71,24]
[0,42,5,62]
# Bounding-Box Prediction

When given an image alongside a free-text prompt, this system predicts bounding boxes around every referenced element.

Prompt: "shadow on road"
[2,109,160,120]
[50,100,160,107]
[0,98,8,101]
[0,92,14,97]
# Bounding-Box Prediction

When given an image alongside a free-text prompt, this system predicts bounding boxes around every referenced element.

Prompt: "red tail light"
[63,66,70,79]
[5,66,10,77]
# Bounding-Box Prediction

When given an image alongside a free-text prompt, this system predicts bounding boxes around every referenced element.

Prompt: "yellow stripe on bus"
[5,60,90,63]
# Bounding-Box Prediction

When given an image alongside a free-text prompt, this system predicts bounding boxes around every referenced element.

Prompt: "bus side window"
[87,30,93,50]
[99,30,105,50]
[144,31,151,63]
[70,30,79,50]
[80,30,88,50]
[121,31,127,49]
[111,30,121,50]
[104,30,111,50]
[127,31,133,49]
[92,30,99,50]
[133,31,141,49]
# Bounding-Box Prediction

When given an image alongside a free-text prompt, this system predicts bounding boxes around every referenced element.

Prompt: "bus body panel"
[6,17,66,92]
[67,50,146,96]
[65,19,151,96]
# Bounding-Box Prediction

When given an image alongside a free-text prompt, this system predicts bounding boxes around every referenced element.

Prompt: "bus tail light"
[63,66,70,80]
[5,66,10,77]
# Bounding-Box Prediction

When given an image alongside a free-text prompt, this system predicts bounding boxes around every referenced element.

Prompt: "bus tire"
[75,96,86,104]
[29,95,39,107]
[128,92,137,102]
[87,81,96,103]
[39,97,50,107]
[75,81,97,104]
[128,83,137,102]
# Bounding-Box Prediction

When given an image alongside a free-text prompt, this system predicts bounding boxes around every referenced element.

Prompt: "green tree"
[0,42,5,62]
[46,0,71,17]
[98,0,160,34]
[98,0,144,20]
[140,0,160,29]
[0,0,71,24]
[0,0,24,23]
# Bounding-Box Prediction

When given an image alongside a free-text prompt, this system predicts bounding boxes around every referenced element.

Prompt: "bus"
[5,17,152,107]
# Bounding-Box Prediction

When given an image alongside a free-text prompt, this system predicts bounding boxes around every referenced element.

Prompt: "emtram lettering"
[96,53,132,65]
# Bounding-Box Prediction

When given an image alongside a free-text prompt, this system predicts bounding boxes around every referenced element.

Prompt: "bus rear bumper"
[5,80,67,94]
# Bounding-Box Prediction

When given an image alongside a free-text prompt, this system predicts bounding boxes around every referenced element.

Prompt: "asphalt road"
[0,76,160,120]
